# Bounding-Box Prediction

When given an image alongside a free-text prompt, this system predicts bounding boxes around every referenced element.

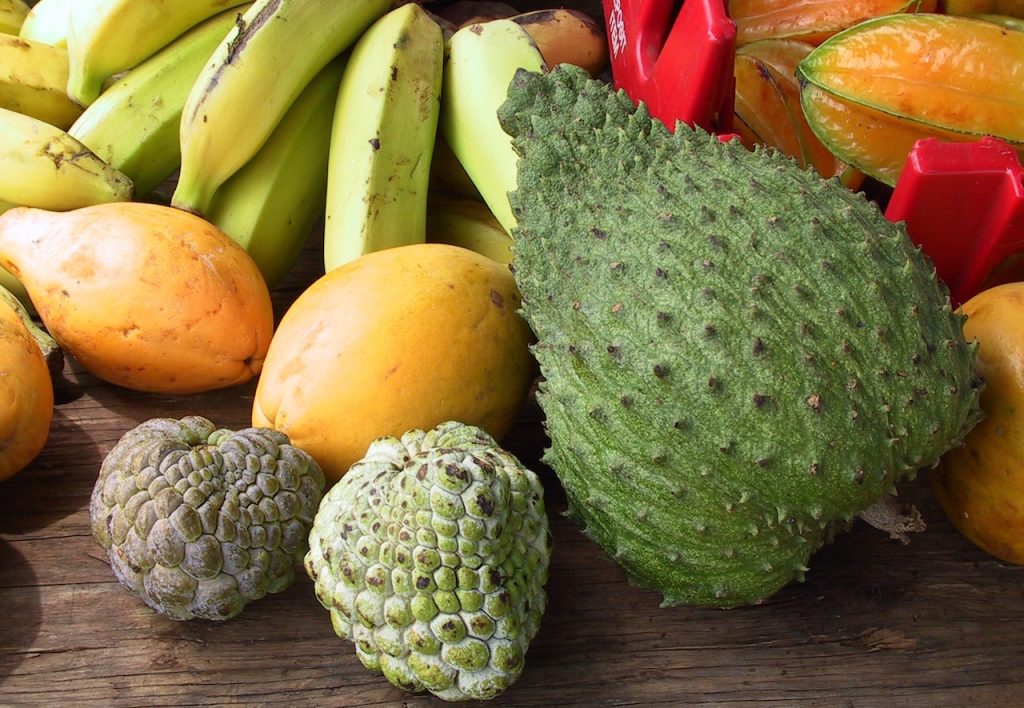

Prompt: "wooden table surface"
[3,225,1024,708]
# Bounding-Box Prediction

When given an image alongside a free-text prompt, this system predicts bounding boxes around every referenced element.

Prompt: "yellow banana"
[440,20,546,234]
[0,106,133,209]
[66,0,251,106]
[322,3,444,272]
[172,0,391,217]
[68,6,247,198]
[426,194,513,265]
[0,34,82,129]
[206,56,346,289]
[0,0,28,35]
[19,0,72,47]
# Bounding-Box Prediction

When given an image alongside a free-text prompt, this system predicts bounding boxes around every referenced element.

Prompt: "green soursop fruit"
[499,65,983,608]
[305,421,550,702]
[90,416,326,620]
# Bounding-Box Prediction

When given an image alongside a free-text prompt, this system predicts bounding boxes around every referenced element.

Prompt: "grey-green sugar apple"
[90,416,326,621]
[305,421,550,702]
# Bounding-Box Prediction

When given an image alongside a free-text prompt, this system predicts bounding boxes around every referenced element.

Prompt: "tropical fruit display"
[503,64,982,607]
[3,0,1024,702]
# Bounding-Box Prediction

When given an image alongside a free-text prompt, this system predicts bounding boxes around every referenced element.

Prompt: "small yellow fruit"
[0,296,52,481]
[932,282,1024,564]
[252,243,536,483]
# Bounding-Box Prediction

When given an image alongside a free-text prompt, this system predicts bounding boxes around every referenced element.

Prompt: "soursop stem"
[856,495,925,544]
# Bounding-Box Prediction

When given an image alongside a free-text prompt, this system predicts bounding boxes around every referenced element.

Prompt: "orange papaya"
[728,0,937,46]
[798,14,1024,185]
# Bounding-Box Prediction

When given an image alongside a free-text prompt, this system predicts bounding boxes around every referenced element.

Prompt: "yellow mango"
[252,243,536,483]
[932,283,1024,564]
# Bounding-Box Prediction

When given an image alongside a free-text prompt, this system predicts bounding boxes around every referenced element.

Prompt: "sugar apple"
[305,421,551,702]
[90,416,326,621]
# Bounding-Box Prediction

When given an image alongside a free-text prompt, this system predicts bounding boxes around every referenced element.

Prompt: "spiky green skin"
[90,416,326,620]
[500,65,983,608]
[305,421,550,702]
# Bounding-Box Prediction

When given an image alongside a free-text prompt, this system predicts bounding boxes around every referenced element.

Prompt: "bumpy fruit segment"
[729,0,936,46]
[798,14,1024,185]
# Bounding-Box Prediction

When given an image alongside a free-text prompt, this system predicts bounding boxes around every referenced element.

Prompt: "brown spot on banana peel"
[190,1,279,121]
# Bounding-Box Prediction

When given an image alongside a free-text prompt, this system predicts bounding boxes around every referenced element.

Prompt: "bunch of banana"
[66,0,250,106]
[0,0,608,293]
[0,107,133,210]
[69,6,248,198]
[321,2,444,272]
[440,19,547,235]
[206,56,347,289]
[426,194,514,265]
[171,0,392,217]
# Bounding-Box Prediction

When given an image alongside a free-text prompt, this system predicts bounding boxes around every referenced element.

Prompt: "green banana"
[68,6,247,199]
[0,0,28,35]
[0,281,60,373]
[172,0,391,217]
[426,193,513,265]
[206,56,346,289]
[0,107,133,209]
[0,197,29,313]
[19,0,72,47]
[0,264,31,315]
[0,33,82,129]
[66,0,251,106]
[322,3,444,272]
[439,20,546,234]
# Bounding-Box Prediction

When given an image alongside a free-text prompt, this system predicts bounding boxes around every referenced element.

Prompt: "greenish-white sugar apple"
[500,65,984,608]
[305,421,550,702]
[90,416,326,620]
